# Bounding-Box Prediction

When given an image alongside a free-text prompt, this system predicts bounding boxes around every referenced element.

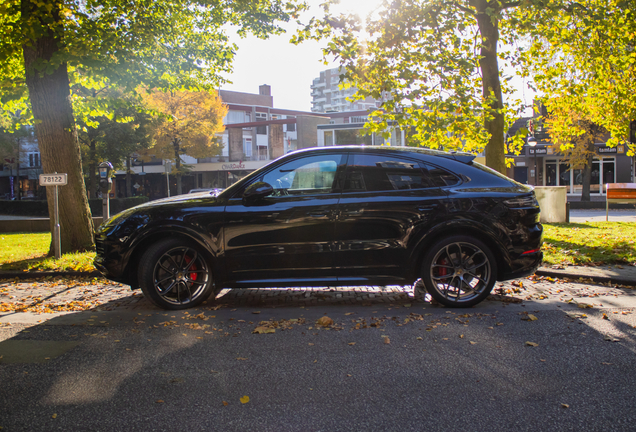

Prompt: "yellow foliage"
[142,89,228,162]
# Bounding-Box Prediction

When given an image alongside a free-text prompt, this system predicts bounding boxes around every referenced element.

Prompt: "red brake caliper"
[184,255,198,281]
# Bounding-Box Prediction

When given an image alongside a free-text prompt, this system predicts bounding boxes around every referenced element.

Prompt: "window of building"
[28,152,40,167]
[256,112,267,135]
[243,138,252,158]
[286,117,296,132]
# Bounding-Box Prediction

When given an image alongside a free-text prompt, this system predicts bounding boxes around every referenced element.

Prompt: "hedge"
[0,196,150,217]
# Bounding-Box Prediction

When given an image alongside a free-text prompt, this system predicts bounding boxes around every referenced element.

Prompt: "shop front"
[512,143,633,195]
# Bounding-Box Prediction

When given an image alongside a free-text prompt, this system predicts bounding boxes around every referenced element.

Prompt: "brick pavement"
[1,274,634,316]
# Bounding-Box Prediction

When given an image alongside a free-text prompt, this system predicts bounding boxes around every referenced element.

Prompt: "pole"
[534,152,538,186]
[102,191,110,221]
[166,171,170,197]
[53,183,61,259]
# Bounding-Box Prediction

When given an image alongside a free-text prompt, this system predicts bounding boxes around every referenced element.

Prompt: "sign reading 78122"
[39,173,68,186]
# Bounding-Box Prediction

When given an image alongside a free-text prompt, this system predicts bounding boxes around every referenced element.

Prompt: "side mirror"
[243,181,274,202]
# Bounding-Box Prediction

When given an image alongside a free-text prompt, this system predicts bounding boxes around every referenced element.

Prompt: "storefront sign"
[598,146,617,154]
[222,163,247,170]
[529,148,547,155]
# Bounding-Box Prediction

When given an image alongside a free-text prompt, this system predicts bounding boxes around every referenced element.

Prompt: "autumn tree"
[520,0,636,156]
[0,0,304,254]
[143,89,228,195]
[74,85,154,199]
[296,0,534,174]
[542,100,607,201]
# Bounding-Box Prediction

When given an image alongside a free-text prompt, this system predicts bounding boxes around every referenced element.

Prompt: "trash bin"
[534,186,568,223]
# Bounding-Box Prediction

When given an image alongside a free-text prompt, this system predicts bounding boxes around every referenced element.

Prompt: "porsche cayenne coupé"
[94,146,543,310]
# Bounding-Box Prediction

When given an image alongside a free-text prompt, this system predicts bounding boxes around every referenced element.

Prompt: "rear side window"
[422,163,460,187]
[344,154,431,192]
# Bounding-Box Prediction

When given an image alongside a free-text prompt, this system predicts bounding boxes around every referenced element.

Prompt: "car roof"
[289,145,476,164]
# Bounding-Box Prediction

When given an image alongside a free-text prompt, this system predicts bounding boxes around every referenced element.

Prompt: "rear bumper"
[499,251,543,281]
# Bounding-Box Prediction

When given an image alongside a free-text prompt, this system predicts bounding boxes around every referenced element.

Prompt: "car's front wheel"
[138,238,217,310]
[421,236,497,308]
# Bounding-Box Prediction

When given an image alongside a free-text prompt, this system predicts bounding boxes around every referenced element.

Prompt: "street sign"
[39,173,68,186]
[38,173,67,260]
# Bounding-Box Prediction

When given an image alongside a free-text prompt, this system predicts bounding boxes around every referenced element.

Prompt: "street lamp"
[528,137,538,186]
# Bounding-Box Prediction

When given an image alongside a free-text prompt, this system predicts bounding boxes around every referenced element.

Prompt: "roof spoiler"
[442,151,476,164]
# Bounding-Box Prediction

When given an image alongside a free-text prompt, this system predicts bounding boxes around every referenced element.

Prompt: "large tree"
[296,0,532,173]
[520,0,636,155]
[0,0,304,253]
[142,89,228,195]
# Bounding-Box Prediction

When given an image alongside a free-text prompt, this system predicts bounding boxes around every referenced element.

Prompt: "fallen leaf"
[383,336,390,344]
[240,395,250,404]
[577,303,593,309]
[252,311,261,314]
[469,341,477,345]
[236,357,248,361]
[528,314,538,321]
[348,342,356,346]
[604,335,619,342]
[602,313,609,320]
[525,341,539,347]
[316,316,334,327]
[222,401,228,406]
[459,335,464,339]
[156,400,164,404]
[561,403,569,408]
[308,343,314,346]
[345,312,354,316]
[416,337,423,340]
[600,362,612,365]
[252,326,275,334]
[52,414,57,419]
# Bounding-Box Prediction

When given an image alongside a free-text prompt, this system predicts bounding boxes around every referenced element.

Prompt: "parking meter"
[98,161,113,220]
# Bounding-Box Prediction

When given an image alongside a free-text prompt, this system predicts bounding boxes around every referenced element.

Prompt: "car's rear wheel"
[421,236,497,308]
[138,238,217,310]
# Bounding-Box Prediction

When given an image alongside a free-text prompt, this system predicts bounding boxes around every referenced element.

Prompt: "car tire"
[138,238,217,310]
[421,235,497,308]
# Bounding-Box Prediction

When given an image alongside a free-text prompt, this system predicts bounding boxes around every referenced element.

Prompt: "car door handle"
[308,210,329,217]
[417,204,439,212]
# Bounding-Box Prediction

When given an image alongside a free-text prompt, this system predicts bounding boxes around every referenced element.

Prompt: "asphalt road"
[1,278,636,432]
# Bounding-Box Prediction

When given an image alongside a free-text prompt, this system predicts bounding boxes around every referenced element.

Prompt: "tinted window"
[344,154,430,192]
[423,163,460,187]
[261,154,343,195]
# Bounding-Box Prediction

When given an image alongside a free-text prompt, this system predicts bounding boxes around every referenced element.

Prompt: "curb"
[0,271,100,280]
[535,269,636,287]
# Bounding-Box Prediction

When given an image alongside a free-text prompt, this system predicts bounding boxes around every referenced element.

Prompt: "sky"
[220,0,536,115]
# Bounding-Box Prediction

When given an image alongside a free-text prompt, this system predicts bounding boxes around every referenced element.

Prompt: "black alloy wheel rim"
[152,246,209,305]
[429,242,492,303]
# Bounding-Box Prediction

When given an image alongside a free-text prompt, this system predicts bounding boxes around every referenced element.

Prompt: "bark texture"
[22,0,94,253]
[473,0,506,174]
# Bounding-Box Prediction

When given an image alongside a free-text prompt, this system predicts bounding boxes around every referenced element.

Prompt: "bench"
[606,183,636,221]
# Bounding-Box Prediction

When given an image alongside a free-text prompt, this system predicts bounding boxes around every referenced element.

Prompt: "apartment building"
[311,67,381,113]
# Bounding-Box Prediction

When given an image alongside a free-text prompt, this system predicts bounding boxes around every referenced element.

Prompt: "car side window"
[261,154,343,196]
[422,163,461,187]
[343,154,431,192]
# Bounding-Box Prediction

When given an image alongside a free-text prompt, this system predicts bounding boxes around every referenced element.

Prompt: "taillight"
[503,195,539,208]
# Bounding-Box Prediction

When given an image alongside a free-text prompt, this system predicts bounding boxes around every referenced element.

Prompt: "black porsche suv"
[95,146,542,310]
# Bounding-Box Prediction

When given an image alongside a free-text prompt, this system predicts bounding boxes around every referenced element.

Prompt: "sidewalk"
[536,264,636,286]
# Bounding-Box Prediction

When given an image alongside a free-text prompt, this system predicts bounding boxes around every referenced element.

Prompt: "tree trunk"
[173,138,182,195]
[126,156,132,197]
[22,0,94,253]
[473,0,506,174]
[88,140,97,199]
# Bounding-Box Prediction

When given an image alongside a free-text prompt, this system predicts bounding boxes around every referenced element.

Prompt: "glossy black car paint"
[94,146,542,294]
